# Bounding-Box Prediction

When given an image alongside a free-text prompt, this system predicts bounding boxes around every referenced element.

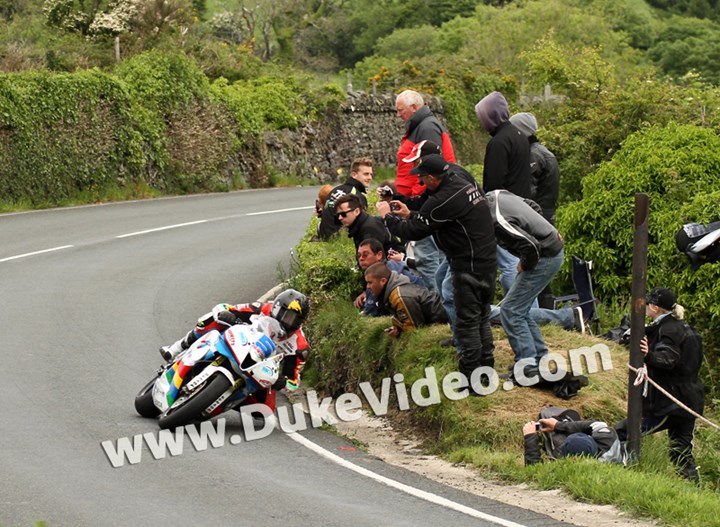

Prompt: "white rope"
[627,363,720,431]
[632,364,649,397]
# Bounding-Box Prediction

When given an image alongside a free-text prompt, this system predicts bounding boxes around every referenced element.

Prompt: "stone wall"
[262,91,449,185]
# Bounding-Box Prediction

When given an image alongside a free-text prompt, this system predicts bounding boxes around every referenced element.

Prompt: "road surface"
[0,188,574,526]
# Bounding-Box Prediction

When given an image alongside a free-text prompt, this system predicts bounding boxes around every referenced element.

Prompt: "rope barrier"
[627,363,720,431]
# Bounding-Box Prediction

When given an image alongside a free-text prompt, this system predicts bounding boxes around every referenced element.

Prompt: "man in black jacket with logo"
[377,154,497,394]
[317,157,374,240]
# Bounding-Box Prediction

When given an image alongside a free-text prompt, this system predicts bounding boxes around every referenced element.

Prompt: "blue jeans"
[490,305,574,330]
[435,258,456,329]
[500,249,564,367]
[497,246,538,308]
[413,236,441,293]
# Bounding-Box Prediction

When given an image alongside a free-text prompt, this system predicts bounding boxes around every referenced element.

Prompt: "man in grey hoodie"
[474,91,531,199]
[485,189,564,382]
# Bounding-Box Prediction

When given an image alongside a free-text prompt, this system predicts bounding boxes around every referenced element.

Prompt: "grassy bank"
[287,215,720,527]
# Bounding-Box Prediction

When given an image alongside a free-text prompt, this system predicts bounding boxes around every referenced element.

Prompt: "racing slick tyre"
[134,377,161,418]
[158,374,232,430]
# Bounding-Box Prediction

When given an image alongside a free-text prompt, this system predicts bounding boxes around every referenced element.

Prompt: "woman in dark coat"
[621,287,705,483]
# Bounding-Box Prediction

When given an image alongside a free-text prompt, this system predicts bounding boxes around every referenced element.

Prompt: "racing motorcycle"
[135,315,289,430]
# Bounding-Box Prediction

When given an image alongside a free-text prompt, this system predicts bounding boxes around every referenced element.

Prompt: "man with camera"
[334,194,402,253]
[376,154,497,395]
[523,413,621,466]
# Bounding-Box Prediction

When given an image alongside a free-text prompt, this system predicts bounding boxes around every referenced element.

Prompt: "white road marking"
[2,205,314,262]
[116,219,209,238]
[285,431,530,527]
[246,206,314,216]
[0,245,74,263]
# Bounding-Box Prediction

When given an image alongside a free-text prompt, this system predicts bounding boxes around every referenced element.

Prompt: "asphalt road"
[0,188,574,527]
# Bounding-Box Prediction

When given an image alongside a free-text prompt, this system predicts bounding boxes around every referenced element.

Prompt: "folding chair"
[553,255,600,335]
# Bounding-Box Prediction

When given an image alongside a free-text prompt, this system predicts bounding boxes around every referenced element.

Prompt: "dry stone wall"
[261,91,449,185]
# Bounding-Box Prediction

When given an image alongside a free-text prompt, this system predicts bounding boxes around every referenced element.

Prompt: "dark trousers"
[452,270,495,376]
[616,414,698,472]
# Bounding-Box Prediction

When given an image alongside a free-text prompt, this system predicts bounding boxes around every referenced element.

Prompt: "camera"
[390,202,400,212]
[535,422,542,432]
[380,187,393,199]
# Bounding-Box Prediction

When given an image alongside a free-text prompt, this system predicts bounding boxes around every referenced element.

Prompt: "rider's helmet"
[270,289,309,334]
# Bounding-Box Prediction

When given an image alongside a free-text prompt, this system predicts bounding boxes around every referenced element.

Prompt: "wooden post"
[114,36,120,63]
[627,193,649,462]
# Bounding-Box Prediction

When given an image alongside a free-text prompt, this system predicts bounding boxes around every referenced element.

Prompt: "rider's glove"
[216,310,239,327]
[284,378,299,392]
[272,376,288,391]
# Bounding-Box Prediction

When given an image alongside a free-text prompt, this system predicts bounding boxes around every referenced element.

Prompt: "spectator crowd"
[310,89,706,484]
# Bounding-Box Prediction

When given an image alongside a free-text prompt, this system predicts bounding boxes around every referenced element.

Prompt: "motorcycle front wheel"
[134,377,161,418]
[158,374,231,430]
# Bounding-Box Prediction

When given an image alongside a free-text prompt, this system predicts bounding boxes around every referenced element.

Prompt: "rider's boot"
[158,330,195,362]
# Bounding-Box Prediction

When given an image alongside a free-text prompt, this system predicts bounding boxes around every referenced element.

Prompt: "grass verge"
[286,215,720,527]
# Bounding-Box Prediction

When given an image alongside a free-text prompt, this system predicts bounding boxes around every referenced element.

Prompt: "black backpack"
[676,220,720,270]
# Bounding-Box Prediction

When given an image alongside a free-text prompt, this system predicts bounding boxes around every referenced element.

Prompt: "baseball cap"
[646,287,677,310]
[409,154,449,177]
[561,433,599,457]
[402,140,442,163]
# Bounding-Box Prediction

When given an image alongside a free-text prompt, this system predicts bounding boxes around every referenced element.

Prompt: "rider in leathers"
[159,289,310,413]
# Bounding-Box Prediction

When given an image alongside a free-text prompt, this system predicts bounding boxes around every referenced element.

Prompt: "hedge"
[558,122,720,377]
[0,51,343,206]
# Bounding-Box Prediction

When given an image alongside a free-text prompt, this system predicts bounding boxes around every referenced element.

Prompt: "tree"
[557,123,720,370]
[43,0,193,39]
[0,0,29,21]
[647,15,720,84]
[647,0,719,21]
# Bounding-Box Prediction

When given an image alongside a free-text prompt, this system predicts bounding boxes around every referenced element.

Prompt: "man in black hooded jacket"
[474,91,531,199]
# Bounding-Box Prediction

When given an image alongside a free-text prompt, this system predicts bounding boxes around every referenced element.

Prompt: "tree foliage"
[558,123,720,365]
[647,0,720,21]
[647,15,720,84]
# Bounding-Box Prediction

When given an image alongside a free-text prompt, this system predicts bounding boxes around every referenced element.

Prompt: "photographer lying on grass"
[523,409,622,466]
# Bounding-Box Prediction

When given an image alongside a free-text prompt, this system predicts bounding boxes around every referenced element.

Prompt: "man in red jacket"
[395,89,456,293]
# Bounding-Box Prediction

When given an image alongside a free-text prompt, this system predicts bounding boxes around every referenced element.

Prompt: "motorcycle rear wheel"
[135,377,161,418]
[158,374,231,430]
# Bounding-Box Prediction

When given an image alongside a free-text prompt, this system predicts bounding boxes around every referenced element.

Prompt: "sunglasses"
[336,209,355,218]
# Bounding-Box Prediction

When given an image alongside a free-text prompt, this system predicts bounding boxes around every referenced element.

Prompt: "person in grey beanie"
[509,112,560,225]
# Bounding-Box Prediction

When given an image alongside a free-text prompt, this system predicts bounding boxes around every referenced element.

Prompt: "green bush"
[286,218,360,305]
[558,122,720,372]
[0,69,147,205]
[114,50,210,115]
[0,49,348,206]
